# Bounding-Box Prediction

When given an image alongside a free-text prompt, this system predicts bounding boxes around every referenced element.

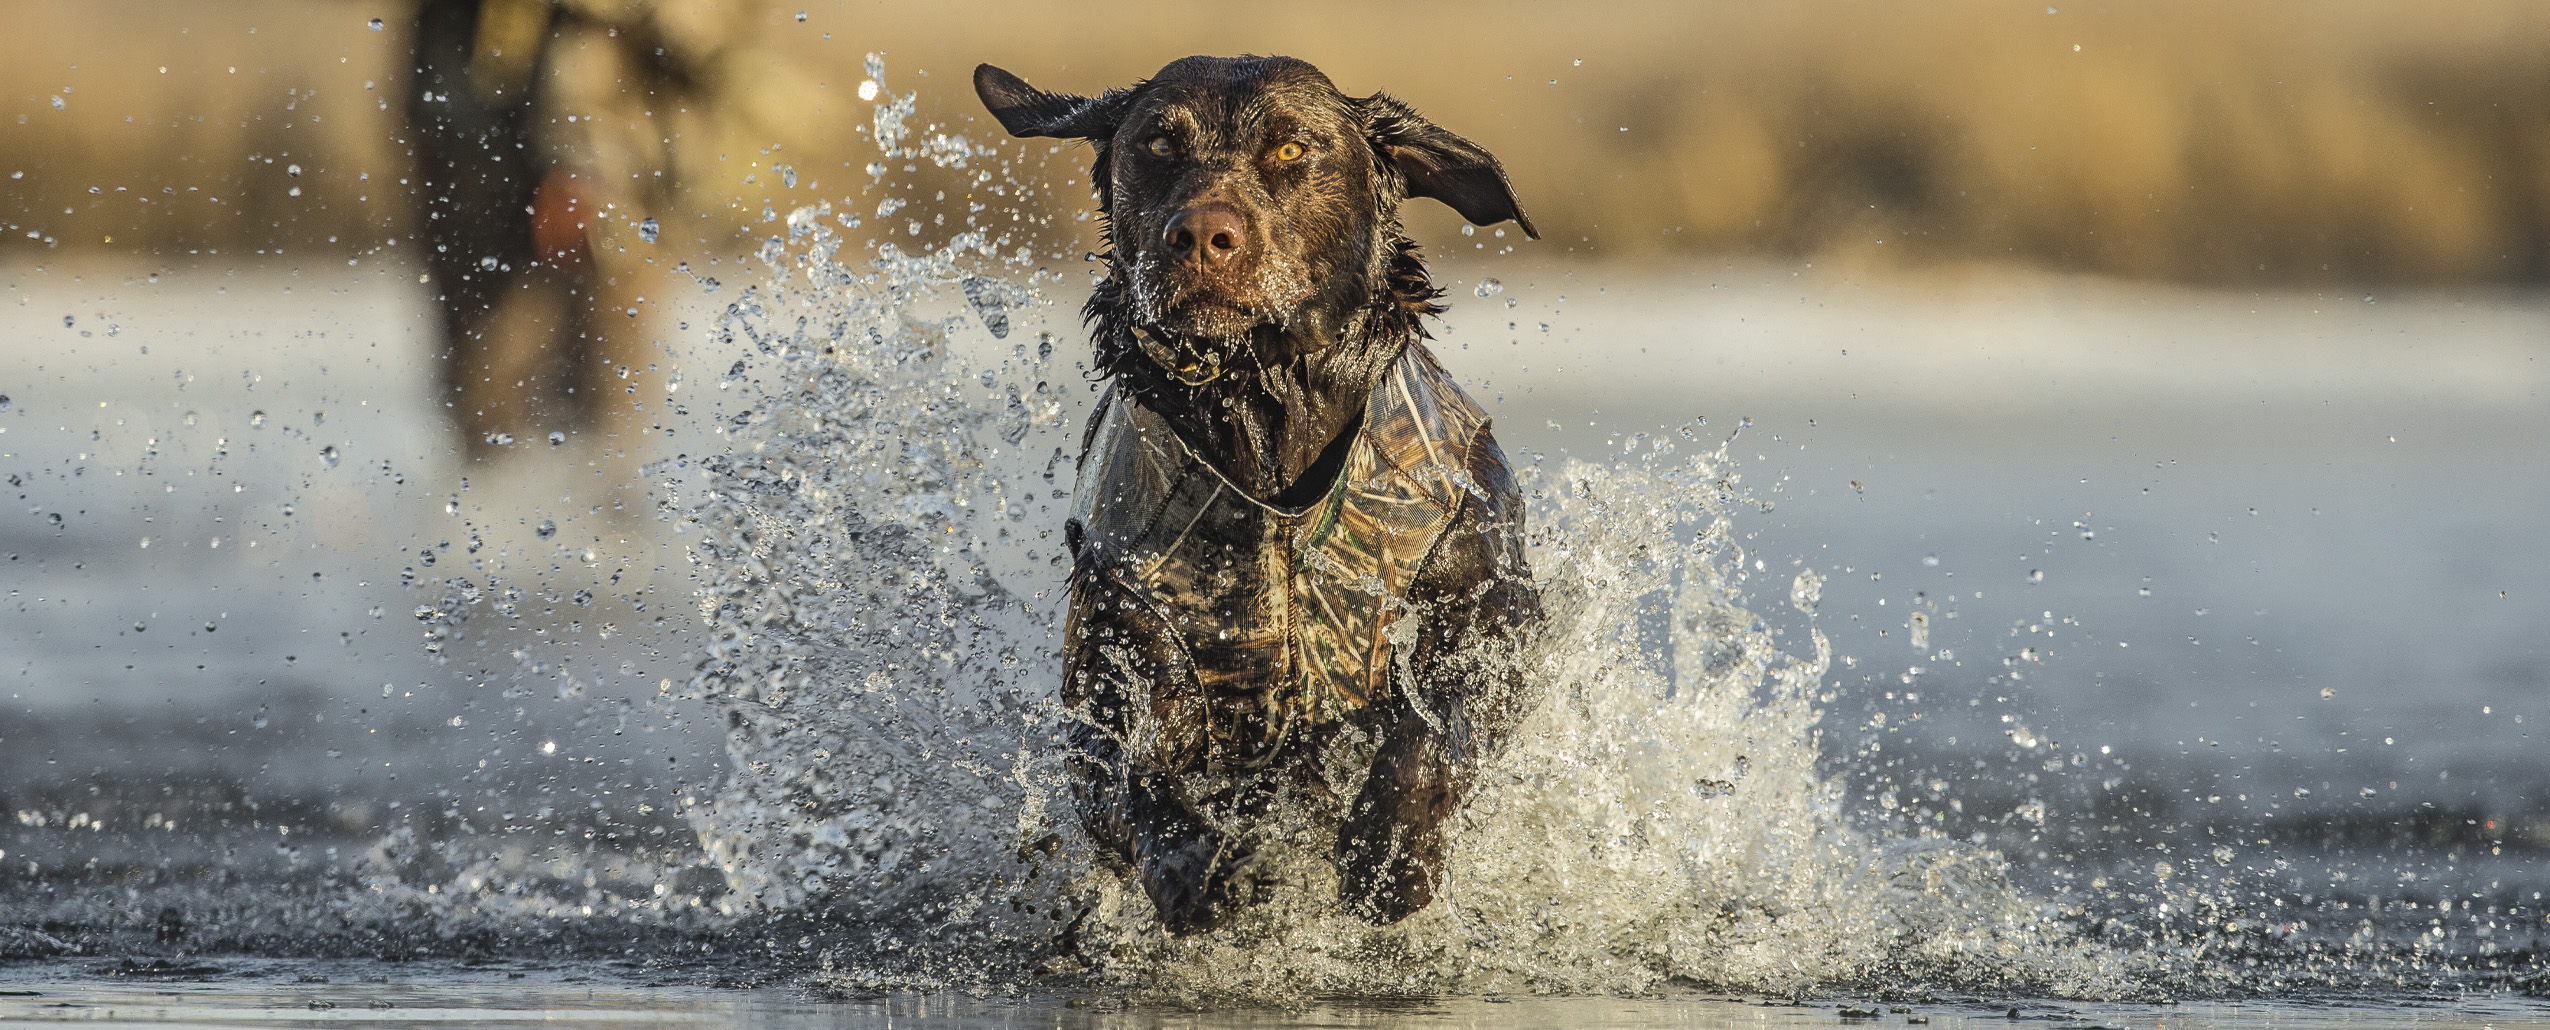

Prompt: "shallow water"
[4,57,2547,1013]
[2,961,2548,1029]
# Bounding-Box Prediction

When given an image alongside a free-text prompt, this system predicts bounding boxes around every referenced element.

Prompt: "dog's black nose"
[1163,206,1246,268]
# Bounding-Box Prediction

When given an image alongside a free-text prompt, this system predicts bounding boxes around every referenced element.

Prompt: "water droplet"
[2026,569,2044,583]
[779,164,798,189]
[0,395,12,413]
[961,276,1010,338]
[1461,224,1476,237]
[368,17,384,30]
[182,410,199,426]
[251,705,270,729]
[485,432,513,446]
[320,445,340,468]
[795,9,807,20]
[1474,278,1503,298]
[2211,846,2235,866]
[249,410,268,428]
[637,217,660,244]
[311,411,325,425]
[536,519,557,540]
[548,431,566,446]
[50,96,65,111]
[286,163,301,177]
[2319,687,2335,700]
[758,237,786,263]
[1788,569,1823,613]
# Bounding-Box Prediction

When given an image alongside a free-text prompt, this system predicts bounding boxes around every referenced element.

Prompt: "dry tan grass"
[9,0,2550,284]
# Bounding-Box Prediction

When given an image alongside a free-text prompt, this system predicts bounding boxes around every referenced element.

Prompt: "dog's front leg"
[1336,467,1540,924]
[1062,577,1252,934]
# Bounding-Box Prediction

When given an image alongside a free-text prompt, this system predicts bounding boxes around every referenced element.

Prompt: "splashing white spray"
[650,57,2137,999]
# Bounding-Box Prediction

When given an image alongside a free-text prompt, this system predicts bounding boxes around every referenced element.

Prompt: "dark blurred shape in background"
[407,0,709,454]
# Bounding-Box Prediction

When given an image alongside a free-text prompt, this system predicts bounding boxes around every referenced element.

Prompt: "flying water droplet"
[311,411,325,425]
[251,705,270,730]
[1474,278,1503,298]
[0,395,12,413]
[779,164,798,189]
[182,411,198,426]
[286,164,301,177]
[758,237,786,263]
[368,17,384,30]
[548,431,566,446]
[637,217,660,243]
[536,520,557,540]
[960,276,1010,339]
[2026,569,2044,583]
[795,10,807,20]
[50,96,65,111]
[249,410,267,428]
[320,445,340,468]
[1789,569,1823,613]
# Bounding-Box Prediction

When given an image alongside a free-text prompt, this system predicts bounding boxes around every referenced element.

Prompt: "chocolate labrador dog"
[976,56,1542,932]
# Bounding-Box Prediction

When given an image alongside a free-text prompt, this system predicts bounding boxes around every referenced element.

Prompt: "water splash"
[630,57,2132,1001]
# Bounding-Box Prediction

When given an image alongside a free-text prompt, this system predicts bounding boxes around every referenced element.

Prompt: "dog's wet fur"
[977,56,1543,931]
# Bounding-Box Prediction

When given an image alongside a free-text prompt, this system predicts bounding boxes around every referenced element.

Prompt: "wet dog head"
[976,56,1536,372]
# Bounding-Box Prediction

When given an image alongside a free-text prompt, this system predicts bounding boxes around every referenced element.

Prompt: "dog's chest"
[1069,347,1490,757]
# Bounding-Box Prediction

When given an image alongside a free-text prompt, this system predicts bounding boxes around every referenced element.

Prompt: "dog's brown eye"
[1147,137,1174,159]
[1273,142,1305,162]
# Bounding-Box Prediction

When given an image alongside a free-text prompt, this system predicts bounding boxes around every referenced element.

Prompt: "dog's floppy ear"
[974,64,1130,141]
[1363,94,1540,240]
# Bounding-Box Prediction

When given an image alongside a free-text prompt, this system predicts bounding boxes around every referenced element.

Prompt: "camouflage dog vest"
[1067,344,1505,766]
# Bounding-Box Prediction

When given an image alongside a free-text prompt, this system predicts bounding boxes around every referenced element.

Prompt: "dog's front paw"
[1335,817,1440,925]
[1140,835,1256,935]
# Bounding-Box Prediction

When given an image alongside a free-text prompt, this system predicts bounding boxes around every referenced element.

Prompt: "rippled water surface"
[4,59,2547,1020]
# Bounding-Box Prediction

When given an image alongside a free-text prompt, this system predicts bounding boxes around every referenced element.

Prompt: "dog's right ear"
[974,64,1129,140]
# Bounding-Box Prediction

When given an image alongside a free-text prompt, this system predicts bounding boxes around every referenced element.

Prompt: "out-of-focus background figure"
[408,0,720,456]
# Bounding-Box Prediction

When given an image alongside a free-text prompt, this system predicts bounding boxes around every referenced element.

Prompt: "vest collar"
[1129,325,1228,386]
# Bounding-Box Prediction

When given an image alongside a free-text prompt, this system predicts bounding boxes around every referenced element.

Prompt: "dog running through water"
[976,56,1543,932]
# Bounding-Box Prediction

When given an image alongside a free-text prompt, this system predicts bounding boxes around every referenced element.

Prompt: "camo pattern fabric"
[1067,344,1505,771]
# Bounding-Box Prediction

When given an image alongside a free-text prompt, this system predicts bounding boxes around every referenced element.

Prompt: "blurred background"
[3,0,2547,960]
[17,0,2550,282]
